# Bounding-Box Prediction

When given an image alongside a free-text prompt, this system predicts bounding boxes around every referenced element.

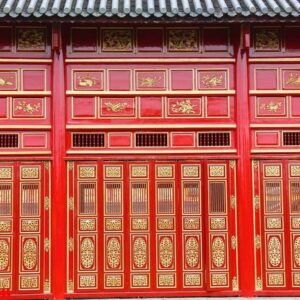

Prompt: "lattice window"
[209,181,226,213]
[131,182,148,214]
[21,183,40,216]
[157,182,174,214]
[290,181,300,213]
[198,132,230,147]
[79,182,96,215]
[183,181,200,214]
[105,182,122,215]
[265,181,282,213]
[135,133,168,147]
[0,183,12,216]
[0,134,18,148]
[72,133,105,148]
[283,132,300,146]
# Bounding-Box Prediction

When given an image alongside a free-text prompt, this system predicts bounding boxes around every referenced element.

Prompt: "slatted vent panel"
[198,132,230,147]
[21,183,40,216]
[73,133,105,148]
[209,181,226,213]
[0,134,18,148]
[283,132,300,145]
[79,182,96,215]
[135,133,168,147]
[265,182,282,213]
[290,181,300,213]
[0,183,12,216]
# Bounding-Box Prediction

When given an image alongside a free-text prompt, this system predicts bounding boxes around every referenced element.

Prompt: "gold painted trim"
[251,149,300,153]
[67,149,237,154]
[0,151,51,155]
[66,90,236,96]
[0,91,51,96]
[66,58,236,63]
[0,125,51,129]
[66,124,237,129]
[250,58,300,63]
[250,124,300,128]
[250,90,300,95]
[0,59,52,63]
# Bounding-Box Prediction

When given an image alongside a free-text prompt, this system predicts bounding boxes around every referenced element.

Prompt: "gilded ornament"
[80,238,95,269]
[106,274,122,287]
[67,161,74,171]
[231,236,237,250]
[68,279,74,292]
[131,166,147,178]
[185,237,199,268]
[209,165,225,177]
[133,237,147,268]
[255,235,261,249]
[292,218,300,229]
[105,218,122,231]
[268,236,281,267]
[232,276,238,290]
[256,276,262,290]
[15,101,40,114]
[79,275,96,288]
[210,218,226,230]
[168,29,198,51]
[0,167,12,179]
[201,74,224,88]
[44,238,50,252]
[260,102,282,113]
[183,165,199,178]
[184,274,201,286]
[44,196,50,210]
[294,237,300,267]
[265,165,280,177]
[139,76,162,88]
[0,77,13,87]
[211,237,225,268]
[0,239,9,271]
[17,28,46,51]
[21,220,39,232]
[23,239,37,270]
[132,274,148,287]
[171,99,196,114]
[229,160,236,169]
[0,221,11,232]
[291,165,300,177]
[20,276,38,289]
[252,160,259,169]
[184,218,200,230]
[44,279,50,293]
[0,277,10,289]
[68,197,74,211]
[158,218,174,230]
[255,30,280,51]
[68,238,74,251]
[266,218,281,229]
[211,273,227,286]
[107,237,121,269]
[132,218,148,230]
[293,273,300,286]
[159,237,173,268]
[105,166,121,178]
[105,101,128,112]
[254,195,260,209]
[268,273,284,286]
[44,161,50,170]
[230,196,236,209]
[157,166,173,178]
[78,76,98,87]
[286,73,300,86]
[21,167,39,179]
[158,274,175,286]
[80,219,96,231]
[79,166,96,178]
[102,29,133,52]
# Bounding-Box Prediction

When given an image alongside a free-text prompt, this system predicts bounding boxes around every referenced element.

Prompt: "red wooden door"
[66,159,238,295]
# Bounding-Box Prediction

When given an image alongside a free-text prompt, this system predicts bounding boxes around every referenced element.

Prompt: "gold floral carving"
[168,29,198,51]
[252,160,259,169]
[209,165,225,177]
[79,166,96,178]
[23,239,37,270]
[254,195,260,209]
[0,239,9,271]
[158,218,174,230]
[268,273,284,286]
[17,28,46,51]
[79,275,96,288]
[133,237,147,268]
[294,273,300,286]
[255,30,280,51]
[210,218,226,230]
[105,166,121,178]
[260,102,282,113]
[131,166,147,178]
[268,236,281,267]
[107,238,121,269]
[158,274,175,286]
[80,219,96,231]
[230,160,236,169]
[232,276,238,290]
[102,29,133,52]
[68,238,74,251]
[20,276,38,289]
[266,218,281,229]
[15,101,40,114]
[0,167,12,179]
[106,274,122,287]
[159,237,173,268]
[0,277,10,289]
[105,219,122,231]
[44,238,50,252]
[211,237,225,267]
[286,73,300,86]
[67,161,74,171]
[294,237,300,267]
[21,167,39,179]
[183,165,199,178]
[157,166,173,178]
[265,165,281,177]
[132,274,148,287]
[184,274,201,286]
[185,237,199,268]
[184,218,200,230]
[255,235,261,249]
[291,166,300,177]
[211,273,227,286]
[0,221,11,232]
[171,99,196,114]
[68,197,74,211]
[139,76,162,88]
[132,218,148,230]
[44,196,50,210]
[292,218,300,229]
[21,220,39,232]
[201,74,224,88]
[256,277,262,290]
[80,238,94,269]
[230,196,236,209]
[105,101,128,112]
[0,77,13,87]
[78,76,97,87]
[231,236,237,250]
[68,279,74,292]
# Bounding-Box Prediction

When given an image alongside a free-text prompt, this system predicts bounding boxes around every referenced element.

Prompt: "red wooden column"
[51,24,67,299]
[235,24,255,296]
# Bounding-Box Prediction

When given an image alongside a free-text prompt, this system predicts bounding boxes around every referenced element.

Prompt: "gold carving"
[44,196,50,210]
[183,165,199,178]
[184,218,200,230]
[21,220,39,232]
[231,236,237,250]
[230,160,236,169]
[15,101,40,114]
[106,274,122,287]
[293,273,300,286]
[68,238,74,251]
[80,238,94,269]
[294,237,300,266]
[266,218,281,229]
[20,276,38,289]
[211,273,227,286]
[107,238,121,269]
[255,235,261,249]
[0,221,11,232]
[23,239,37,270]
[210,217,226,230]
[168,29,198,51]
[157,166,173,178]
[133,237,147,268]
[159,237,173,268]
[209,165,225,177]
[140,76,162,88]
[68,279,74,292]
[78,76,97,87]
[201,74,224,88]
[21,167,39,179]
[0,277,10,289]
[254,195,260,209]
[68,197,74,211]
[0,239,9,271]
[158,274,175,286]
[232,276,238,290]
[79,166,96,178]
[67,161,74,171]
[44,238,50,252]
[132,274,148,287]
[268,273,284,286]
[44,279,50,293]
[268,236,281,267]
[17,28,46,51]
[291,165,300,177]
[255,30,280,51]
[256,276,262,290]
[252,160,259,169]
[79,275,96,288]
[105,219,122,231]
[131,166,147,178]
[171,99,196,114]
[260,102,282,113]
[184,274,201,286]
[286,73,300,86]
[44,161,50,170]
[80,219,96,231]
[105,166,121,178]
[292,218,300,229]
[0,167,12,179]
[105,101,128,112]
[102,29,132,52]
[265,165,280,177]
[158,218,174,230]
[230,196,236,209]
[132,218,148,230]
[185,237,199,268]
[0,77,13,87]
[211,237,225,267]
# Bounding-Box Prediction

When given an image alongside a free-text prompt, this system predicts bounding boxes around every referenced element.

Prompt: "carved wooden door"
[253,160,300,290]
[67,160,238,294]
